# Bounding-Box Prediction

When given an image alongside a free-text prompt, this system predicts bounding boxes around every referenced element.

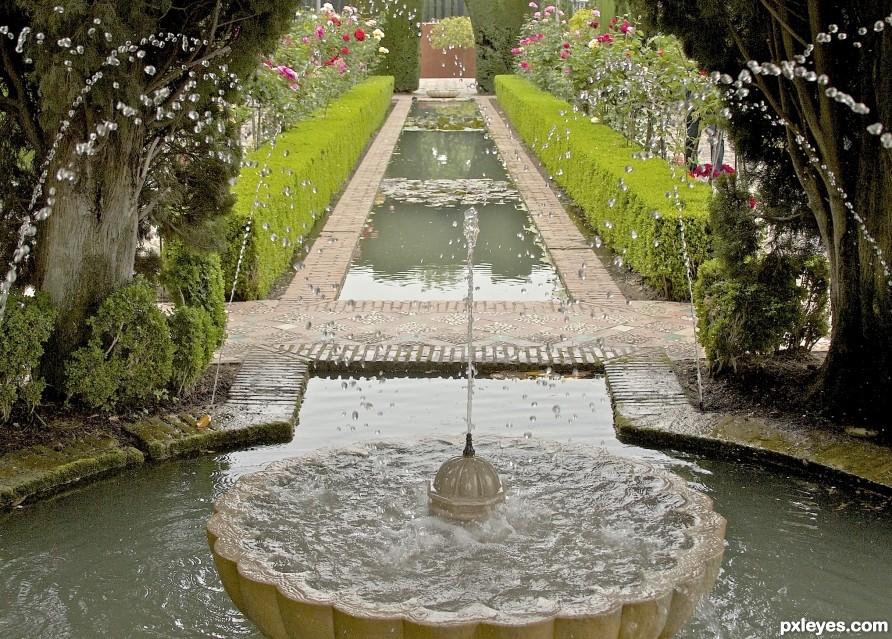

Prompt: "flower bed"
[223,75,394,300]
[495,75,711,300]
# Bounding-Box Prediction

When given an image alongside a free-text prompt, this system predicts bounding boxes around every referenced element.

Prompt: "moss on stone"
[124,413,293,461]
[0,434,144,508]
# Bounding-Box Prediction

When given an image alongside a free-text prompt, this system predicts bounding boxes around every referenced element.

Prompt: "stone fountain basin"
[207,437,725,639]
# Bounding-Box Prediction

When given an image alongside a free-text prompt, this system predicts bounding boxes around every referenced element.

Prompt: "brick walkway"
[221,95,700,366]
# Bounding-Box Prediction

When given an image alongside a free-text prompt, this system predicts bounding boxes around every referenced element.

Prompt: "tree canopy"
[1,0,300,382]
[632,0,892,431]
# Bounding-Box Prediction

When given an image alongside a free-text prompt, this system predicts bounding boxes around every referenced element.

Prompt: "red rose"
[342,33,350,41]
[354,29,366,41]
[341,46,349,55]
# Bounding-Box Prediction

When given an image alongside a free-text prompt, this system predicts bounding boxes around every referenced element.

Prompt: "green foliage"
[694,176,830,370]
[376,0,422,92]
[160,240,226,391]
[694,256,802,372]
[707,175,759,277]
[239,5,387,148]
[496,75,711,299]
[514,9,720,157]
[0,291,56,422]
[160,241,226,341]
[222,76,394,299]
[430,16,475,49]
[65,277,174,411]
[788,255,830,351]
[466,0,531,93]
[167,305,217,394]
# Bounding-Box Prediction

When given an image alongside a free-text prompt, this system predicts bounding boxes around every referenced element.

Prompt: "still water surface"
[1,376,890,638]
[340,103,564,301]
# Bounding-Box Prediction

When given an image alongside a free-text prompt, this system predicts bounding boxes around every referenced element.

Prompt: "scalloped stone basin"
[207,437,725,639]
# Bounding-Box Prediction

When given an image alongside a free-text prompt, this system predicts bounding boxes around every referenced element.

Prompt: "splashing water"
[464,206,479,437]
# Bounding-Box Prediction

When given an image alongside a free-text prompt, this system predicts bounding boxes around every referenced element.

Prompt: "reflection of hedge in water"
[355,201,542,281]
[385,130,509,181]
[222,76,394,300]
[496,75,711,300]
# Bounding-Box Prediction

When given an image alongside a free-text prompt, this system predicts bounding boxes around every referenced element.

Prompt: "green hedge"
[376,0,421,92]
[466,0,530,94]
[495,75,711,300]
[223,75,394,300]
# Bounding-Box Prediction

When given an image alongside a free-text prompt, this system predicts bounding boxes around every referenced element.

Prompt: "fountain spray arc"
[428,207,506,521]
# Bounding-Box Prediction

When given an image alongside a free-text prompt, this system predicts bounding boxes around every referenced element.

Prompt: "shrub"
[65,277,174,410]
[693,176,830,370]
[168,305,216,394]
[495,75,711,299]
[694,256,802,372]
[430,16,475,49]
[466,0,531,93]
[160,241,226,343]
[787,255,829,351]
[222,76,394,299]
[376,0,422,92]
[160,240,226,392]
[0,291,56,422]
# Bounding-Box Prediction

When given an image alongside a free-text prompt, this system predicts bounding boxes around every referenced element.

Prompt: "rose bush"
[514,4,721,159]
[241,3,386,147]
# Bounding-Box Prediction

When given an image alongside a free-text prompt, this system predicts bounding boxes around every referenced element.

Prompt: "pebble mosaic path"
[221,95,701,368]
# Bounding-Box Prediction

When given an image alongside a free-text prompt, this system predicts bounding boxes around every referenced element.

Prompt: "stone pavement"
[220,94,701,367]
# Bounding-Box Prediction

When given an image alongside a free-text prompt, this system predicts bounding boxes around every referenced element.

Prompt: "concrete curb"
[606,352,892,495]
[0,435,144,509]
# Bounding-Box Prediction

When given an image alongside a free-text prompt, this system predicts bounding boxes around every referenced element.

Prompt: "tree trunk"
[818,165,892,430]
[35,138,143,393]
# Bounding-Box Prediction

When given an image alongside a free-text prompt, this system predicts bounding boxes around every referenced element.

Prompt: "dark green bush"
[160,240,225,343]
[222,76,394,299]
[65,277,174,410]
[377,1,421,92]
[693,175,830,370]
[160,240,226,392]
[0,291,56,422]
[496,75,711,299]
[167,305,216,394]
[466,0,530,93]
[787,255,829,351]
[694,256,802,372]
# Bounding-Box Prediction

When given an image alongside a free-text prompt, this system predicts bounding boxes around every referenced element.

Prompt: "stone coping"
[606,353,892,496]
[5,349,890,509]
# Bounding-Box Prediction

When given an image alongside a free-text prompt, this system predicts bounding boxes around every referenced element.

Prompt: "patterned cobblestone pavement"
[221,95,701,366]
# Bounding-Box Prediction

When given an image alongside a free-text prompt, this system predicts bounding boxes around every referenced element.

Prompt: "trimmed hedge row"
[223,75,394,300]
[495,75,711,300]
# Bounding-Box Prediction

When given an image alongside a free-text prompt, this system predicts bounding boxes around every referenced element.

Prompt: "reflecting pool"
[339,102,565,301]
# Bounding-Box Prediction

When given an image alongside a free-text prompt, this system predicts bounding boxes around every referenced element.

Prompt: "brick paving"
[221,95,701,367]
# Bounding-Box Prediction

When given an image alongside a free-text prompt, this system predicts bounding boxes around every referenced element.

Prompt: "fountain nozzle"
[463,432,475,457]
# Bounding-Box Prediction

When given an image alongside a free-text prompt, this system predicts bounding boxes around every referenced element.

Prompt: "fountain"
[206,205,726,638]
[428,208,506,522]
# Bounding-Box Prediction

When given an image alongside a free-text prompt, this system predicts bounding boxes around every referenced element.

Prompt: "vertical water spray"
[428,206,505,521]
[678,214,705,409]
[464,206,479,455]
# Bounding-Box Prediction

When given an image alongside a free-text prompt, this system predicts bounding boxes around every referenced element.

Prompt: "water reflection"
[340,200,561,300]
[385,130,508,181]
